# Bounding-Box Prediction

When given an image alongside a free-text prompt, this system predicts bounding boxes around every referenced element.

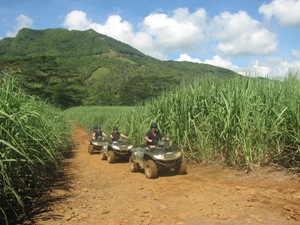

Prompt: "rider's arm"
[121,133,127,139]
[158,132,169,141]
[145,135,152,143]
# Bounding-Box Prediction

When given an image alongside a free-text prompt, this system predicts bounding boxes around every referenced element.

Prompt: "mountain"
[0,28,238,108]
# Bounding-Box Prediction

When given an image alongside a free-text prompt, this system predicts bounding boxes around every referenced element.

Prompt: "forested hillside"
[0,28,238,108]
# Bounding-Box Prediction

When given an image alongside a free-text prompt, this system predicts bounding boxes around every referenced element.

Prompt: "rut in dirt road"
[30,127,300,225]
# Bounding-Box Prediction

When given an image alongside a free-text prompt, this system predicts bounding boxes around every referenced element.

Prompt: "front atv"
[101,139,133,163]
[88,139,109,155]
[129,142,187,179]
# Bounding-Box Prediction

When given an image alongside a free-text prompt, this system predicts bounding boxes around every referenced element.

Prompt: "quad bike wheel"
[107,151,115,163]
[175,157,187,175]
[100,149,107,160]
[129,155,140,172]
[88,145,94,154]
[144,159,158,179]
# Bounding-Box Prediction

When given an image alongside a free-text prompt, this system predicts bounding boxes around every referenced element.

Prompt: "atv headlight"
[174,151,182,158]
[113,145,120,150]
[127,145,133,149]
[154,154,165,160]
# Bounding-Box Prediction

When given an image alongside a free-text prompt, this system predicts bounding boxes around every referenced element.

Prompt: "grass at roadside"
[0,73,73,224]
[64,105,136,135]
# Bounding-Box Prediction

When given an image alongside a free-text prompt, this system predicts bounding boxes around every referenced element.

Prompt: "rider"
[92,125,106,140]
[145,122,169,145]
[110,126,128,141]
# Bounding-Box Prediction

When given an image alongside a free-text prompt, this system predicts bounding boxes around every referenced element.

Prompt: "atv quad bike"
[88,138,109,155]
[129,141,187,179]
[100,139,133,163]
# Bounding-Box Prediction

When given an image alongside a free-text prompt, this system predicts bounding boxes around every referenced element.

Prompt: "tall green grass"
[140,74,300,170]
[65,74,299,171]
[0,73,73,223]
[64,105,137,136]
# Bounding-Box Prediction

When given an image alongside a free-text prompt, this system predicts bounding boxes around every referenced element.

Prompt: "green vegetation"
[0,28,237,108]
[143,74,300,170]
[0,73,73,224]
[65,74,300,172]
[1,27,299,223]
[88,67,110,80]
[65,105,135,134]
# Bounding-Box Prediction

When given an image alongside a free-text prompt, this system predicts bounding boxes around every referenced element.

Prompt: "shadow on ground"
[0,147,76,225]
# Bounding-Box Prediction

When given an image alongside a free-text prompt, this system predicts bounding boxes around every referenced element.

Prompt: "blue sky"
[1,0,300,78]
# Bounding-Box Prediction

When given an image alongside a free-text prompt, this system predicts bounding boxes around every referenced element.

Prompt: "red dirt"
[30,127,300,225]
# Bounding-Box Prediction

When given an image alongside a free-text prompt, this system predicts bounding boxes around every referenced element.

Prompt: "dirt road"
[30,127,300,225]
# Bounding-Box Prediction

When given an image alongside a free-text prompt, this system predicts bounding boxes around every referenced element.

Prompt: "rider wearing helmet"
[93,125,106,140]
[110,126,128,141]
[145,122,169,145]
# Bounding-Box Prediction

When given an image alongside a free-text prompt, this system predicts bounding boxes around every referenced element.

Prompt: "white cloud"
[286,61,300,76]
[140,7,207,52]
[259,0,300,27]
[241,60,272,78]
[243,57,300,78]
[6,14,33,37]
[131,31,167,60]
[92,15,133,40]
[210,11,278,56]
[292,49,300,58]
[62,10,92,30]
[176,54,241,73]
[271,59,300,76]
[176,53,300,78]
[62,11,134,39]
[176,53,202,63]
[203,55,239,71]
